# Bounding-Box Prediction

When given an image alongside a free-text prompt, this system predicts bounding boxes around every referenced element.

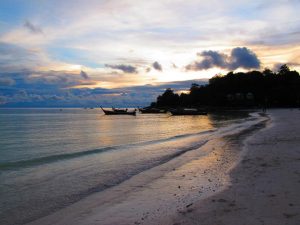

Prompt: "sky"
[0,0,300,107]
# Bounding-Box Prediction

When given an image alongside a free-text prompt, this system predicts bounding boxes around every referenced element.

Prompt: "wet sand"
[26,109,300,225]
[165,109,300,225]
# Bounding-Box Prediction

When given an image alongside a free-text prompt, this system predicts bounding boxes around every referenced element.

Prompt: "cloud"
[105,64,137,73]
[186,47,260,71]
[0,96,6,105]
[24,71,90,88]
[229,47,261,70]
[0,42,49,72]
[152,61,162,71]
[0,77,15,86]
[191,51,227,70]
[24,20,43,34]
[80,70,89,79]
[0,75,208,107]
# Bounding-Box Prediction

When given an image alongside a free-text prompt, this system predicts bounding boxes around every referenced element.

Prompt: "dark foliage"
[152,65,300,108]
[156,88,179,107]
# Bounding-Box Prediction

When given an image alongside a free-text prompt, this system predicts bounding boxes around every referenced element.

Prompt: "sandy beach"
[26,109,300,225]
[166,109,300,225]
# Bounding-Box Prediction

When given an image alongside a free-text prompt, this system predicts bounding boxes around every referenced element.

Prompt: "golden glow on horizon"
[16,43,300,91]
[68,64,83,71]
[176,90,190,95]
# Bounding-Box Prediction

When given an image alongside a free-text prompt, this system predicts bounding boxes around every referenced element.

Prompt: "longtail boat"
[169,108,207,116]
[138,107,167,114]
[100,107,136,116]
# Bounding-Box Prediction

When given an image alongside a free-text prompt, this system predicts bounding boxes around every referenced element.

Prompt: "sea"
[0,108,250,225]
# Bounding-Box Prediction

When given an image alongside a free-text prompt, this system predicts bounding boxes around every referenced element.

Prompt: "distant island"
[150,65,300,109]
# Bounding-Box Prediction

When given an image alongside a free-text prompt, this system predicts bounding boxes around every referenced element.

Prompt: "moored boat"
[169,108,208,115]
[100,107,136,116]
[138,107,167,114]
[112,107,128,113]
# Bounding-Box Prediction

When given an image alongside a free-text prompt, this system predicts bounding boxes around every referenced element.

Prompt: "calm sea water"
[0,108,248,225]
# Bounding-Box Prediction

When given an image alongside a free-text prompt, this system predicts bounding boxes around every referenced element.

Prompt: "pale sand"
[165,109,300,225]
[27,109,300,225]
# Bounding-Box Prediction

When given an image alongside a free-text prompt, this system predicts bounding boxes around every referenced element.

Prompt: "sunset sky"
[0,0,299,107]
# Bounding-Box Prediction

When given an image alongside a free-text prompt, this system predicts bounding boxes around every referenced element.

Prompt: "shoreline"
[25,111,270,225]
[165,109,300,225]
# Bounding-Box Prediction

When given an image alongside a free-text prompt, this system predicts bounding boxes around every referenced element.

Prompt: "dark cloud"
[0,74,208,107]
[186,51,227,70]
[152,61,163,71]
[0,77,15,86]
[0,96,6,105]
[80,70,89,79]
[186,47,260,71]
[105,64,137,73]
[229,47,260,70]
[49,95,64,101]
[24,20,43,34]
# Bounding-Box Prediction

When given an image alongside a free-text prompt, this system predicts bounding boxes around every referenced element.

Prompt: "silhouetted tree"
[156,88,179,107]
[152,65,300,108]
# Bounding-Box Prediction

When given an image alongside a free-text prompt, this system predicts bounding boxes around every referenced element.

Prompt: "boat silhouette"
[138,107,167,114]
[100,107,136,116]
[169,108,208,115]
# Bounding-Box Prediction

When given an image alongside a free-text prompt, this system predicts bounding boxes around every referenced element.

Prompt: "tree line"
[151,65,300,108]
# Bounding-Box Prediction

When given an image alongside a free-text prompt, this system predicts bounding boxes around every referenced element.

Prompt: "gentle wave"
[129,129,215,146]
[0,146,116,171]
[56,140,209,199]
[0,129,214,171]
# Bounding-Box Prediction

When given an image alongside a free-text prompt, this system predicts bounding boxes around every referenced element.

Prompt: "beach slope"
[167,109,300,225]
